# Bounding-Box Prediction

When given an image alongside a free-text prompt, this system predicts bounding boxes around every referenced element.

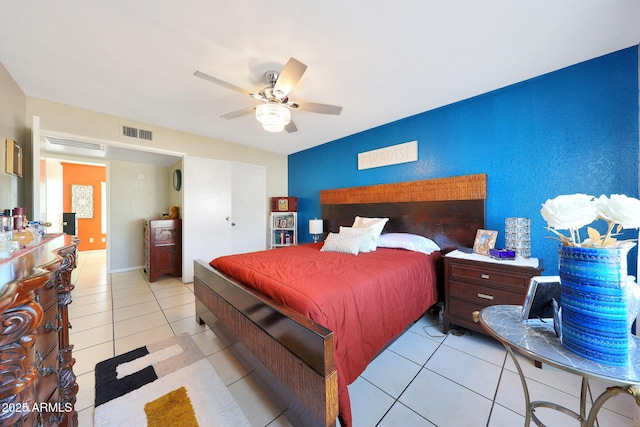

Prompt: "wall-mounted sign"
[357,140,418,170]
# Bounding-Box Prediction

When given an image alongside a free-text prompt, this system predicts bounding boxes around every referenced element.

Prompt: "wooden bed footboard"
[193,259,339,427]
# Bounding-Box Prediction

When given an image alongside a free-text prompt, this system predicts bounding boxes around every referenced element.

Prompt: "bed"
[194,174,487,426]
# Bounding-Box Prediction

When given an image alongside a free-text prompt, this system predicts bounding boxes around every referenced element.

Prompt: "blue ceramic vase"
[558,245,631,366]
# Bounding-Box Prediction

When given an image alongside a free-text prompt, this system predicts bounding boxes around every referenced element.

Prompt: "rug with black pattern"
[94,333,250,427]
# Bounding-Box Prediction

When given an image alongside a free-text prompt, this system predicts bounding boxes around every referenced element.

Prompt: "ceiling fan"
[194,57,342,133]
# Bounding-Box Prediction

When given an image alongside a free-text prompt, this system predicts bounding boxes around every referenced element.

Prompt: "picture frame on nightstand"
[473,229,497,255]
[522,276,560,322]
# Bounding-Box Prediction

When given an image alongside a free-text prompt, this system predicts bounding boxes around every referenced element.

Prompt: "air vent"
[123,125,153,141]
[138,129,153,141]
[123,126,138,138]
[46,137,104,151]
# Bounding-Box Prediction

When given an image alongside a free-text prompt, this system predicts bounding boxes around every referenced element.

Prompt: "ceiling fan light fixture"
[256,103,291,133]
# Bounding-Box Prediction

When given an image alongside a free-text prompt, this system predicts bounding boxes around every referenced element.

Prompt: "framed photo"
[521,276,561,322]
[473,229,497,255]
[5,139,22,177]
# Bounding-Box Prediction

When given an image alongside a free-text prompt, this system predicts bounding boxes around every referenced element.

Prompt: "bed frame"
[194,174,486,426]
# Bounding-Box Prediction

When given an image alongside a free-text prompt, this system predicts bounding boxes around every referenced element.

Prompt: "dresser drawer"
[152,226,177,245]
[34,304,59,357]
[35,280,58,311]
[449,264,531,292]
[34,347,58,404]
[447,298,486,326]
[448,280,527,306]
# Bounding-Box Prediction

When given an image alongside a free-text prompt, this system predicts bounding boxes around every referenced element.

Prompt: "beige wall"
[0,63,27,210]
[25,97,287,198]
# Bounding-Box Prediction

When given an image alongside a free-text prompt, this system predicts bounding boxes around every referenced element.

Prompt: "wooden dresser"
[443,250,543,334]
[0,234,79,426]
[143,219,182,282]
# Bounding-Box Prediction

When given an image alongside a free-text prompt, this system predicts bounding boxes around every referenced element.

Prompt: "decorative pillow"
[377,233,441,255]
[352,216,389,251]
[320,232,366,255]
[339,226,374,253]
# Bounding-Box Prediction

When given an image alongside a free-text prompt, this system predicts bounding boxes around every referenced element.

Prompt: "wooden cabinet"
[144,219,182,282]
[270,212,297,248]
[443,250,543,334]
[0,234,79,426]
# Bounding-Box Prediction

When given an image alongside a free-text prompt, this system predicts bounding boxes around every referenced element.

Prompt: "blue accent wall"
[289,47,639,276]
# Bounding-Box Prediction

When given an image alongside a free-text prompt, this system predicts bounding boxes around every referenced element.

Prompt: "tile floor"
[71,250,637,426]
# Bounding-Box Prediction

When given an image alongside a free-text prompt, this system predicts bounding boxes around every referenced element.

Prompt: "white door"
[230,162,266,254]
[182,156,232,282]
[182,157,266,282]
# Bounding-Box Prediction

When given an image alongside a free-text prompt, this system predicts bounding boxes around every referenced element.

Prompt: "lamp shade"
[309,219,323,234]
[256,103,291,132]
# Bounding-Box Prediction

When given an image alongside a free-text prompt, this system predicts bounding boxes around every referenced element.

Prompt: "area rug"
[94,333,250,427]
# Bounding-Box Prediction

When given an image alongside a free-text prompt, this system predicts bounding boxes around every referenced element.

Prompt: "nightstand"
[443,250,543,334]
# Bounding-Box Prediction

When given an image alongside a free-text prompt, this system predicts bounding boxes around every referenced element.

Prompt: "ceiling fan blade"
[285,120,298,133]
[194,70,252,96]
[220,106,256,120]
[273,58,307,98]
[295,101,342,115]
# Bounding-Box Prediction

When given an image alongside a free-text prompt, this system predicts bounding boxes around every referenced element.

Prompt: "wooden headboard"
[320,174,487,253]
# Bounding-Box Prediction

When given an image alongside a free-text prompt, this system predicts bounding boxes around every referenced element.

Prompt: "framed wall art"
[5,138,22,177]
[473,229,498,255]
[71,184,94,218]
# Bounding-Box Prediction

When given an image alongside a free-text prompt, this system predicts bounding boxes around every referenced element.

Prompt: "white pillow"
[339,226,373,253]
[320,232,366,255]
[377,233,441,255]
[352,216,389,251]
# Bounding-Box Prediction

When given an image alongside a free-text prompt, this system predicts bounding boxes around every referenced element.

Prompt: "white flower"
[540,194,597,230]
[598,194,640,229]
[542,193,640,248]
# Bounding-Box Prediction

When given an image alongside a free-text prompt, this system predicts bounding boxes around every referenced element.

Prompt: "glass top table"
[479,305,640,426]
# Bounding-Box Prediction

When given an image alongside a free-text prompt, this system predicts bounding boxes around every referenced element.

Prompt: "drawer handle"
[45,320,62,333]
[472,311,480,322]
[481,274,490,279]
[477,293,494,300]
[33,350,57,377]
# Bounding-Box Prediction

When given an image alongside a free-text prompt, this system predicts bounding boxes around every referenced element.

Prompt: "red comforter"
[210,242,441,426]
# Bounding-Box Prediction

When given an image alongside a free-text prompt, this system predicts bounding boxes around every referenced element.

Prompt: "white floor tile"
[488,403,525,427]
[443,329,507,366]
[112,299,162,322]
[495,368,581,423]
[157,291,195,310]
[387,329,441,365]
[361,349,421,398]
[377,402,436,427]
[113,324,175,355]
[425,344,502,400]
[348,376,395,427]
[399,368,493,426]
[227,373,283,427]
[73,341,114,376]
[113,310,169,339]
[170,315,208,336]
[71,324,113,351]
[161,301,195,323]
[207,347,250,386]
[69,310,113,333]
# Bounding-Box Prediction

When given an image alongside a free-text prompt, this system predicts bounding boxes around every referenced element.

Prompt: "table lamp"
[309,219,323,243]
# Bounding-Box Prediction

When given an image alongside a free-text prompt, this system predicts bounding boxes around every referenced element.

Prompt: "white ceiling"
[1,1,639,156]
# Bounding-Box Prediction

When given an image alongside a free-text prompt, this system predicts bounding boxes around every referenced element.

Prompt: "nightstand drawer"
[450,264,530,291]
[449,280,526,306]
[447,299,486,326]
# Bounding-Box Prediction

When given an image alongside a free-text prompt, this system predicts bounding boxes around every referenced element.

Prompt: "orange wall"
[62,163,106,251]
